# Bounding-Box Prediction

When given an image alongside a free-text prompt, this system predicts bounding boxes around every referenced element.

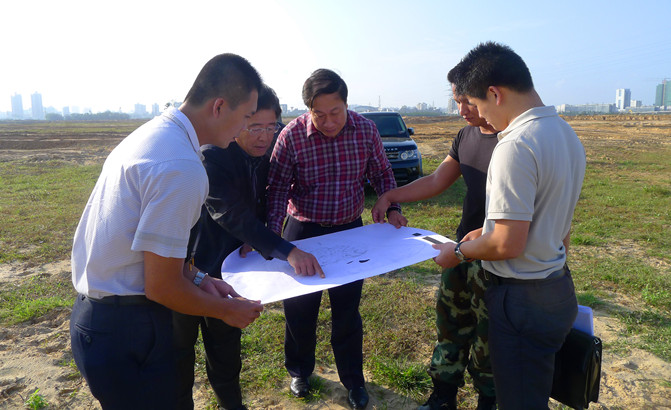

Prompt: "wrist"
[386,206,402,218]
[454,242,474,262]
[193,271,207,287]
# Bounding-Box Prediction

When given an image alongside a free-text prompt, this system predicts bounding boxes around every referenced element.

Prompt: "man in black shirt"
[174,84,322,410]
[372,77,498,410]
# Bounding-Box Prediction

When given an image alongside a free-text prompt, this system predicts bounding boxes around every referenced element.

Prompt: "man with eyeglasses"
[173,84,323,410]
[267,69,405,409]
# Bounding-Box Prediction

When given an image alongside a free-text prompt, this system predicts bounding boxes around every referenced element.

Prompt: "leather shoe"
[290,377,310,398]
[476,394,497,410]
[347,386,369,409]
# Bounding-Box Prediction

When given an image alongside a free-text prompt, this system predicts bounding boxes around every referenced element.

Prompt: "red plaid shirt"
[267,110,398,234]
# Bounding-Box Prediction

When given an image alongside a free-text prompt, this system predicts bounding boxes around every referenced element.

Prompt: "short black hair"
[302,69,348,108]
[453,42,534,99]
[257,84,281,119]
[446,65,461,89]
[184,53,262,109]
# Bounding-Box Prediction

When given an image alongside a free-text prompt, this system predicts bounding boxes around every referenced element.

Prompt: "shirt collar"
[498,105,557,141]
[163,107,201,158]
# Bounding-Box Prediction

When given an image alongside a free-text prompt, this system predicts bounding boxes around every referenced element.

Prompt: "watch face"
[455,243,465,261]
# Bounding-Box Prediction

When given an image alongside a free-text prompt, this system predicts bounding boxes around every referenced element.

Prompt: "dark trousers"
[484,267,578,409]
[282,216,365,389]
[70,294,177,409]
[172,312,242,410]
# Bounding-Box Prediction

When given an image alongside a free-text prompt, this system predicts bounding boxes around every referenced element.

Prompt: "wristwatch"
[454,242,467,262]
[386,206,402,218]
[193,271,206,287]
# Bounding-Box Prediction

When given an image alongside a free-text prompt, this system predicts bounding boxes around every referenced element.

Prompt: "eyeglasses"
[246,124,280,136]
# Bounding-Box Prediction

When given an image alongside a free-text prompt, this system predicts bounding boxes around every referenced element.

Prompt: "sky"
[2,0,670,114]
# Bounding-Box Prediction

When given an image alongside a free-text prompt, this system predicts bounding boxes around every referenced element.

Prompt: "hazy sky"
[2,0,670,113]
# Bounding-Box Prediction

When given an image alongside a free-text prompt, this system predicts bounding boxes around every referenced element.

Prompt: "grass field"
[0,116,669,408]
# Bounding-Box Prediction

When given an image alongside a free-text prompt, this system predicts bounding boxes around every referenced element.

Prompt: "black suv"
[361,112,423,185]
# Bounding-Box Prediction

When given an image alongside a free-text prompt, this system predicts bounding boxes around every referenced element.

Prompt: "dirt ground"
[1,116,670,409]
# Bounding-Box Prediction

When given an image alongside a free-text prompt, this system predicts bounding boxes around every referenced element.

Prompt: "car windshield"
[372,116,407,137]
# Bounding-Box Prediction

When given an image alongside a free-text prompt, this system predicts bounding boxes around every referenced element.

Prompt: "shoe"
[417,390,457,410]
[417,379,458,410]
[476,394,497,410]
[290,376,310,398]
[347,386,369,409]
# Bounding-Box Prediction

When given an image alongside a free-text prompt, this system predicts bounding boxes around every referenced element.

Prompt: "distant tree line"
[45,111,131,121]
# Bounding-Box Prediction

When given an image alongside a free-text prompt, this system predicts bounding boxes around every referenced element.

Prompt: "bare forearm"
[144,253,246,320]
[458,220,530,261]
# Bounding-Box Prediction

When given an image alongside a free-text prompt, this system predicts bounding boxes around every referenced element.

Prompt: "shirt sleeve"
[132,159,207,258]
[448,128,465,162]
[202,154,294,261]
[366,127,398,200]
[267,127,294,234]
[487,139,536,221]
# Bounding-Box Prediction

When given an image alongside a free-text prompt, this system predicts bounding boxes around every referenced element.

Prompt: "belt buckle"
[319,222,334,228]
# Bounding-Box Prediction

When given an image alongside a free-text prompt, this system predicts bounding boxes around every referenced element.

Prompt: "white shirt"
[482,106,585,279]
[71,108,208,298]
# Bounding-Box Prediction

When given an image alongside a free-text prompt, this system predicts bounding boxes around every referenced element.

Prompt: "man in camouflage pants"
[373,73,498,409]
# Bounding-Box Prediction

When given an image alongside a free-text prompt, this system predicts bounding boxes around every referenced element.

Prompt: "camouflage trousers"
[427,260,495,397]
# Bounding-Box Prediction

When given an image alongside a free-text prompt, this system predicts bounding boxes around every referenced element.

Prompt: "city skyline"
[5,78,671,119]
[2,0,670,114]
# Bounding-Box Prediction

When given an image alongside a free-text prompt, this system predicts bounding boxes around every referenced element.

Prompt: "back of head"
[184,53,262,109]
[257,84,282,119]
[302,69,348,108]
[454,42,534,99]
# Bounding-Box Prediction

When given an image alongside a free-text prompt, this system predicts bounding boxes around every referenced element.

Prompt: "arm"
[432,219,530,268]
[372,155,462,223]
[203,156,286,261]
[144,252,263,328]
[563,230,570,257]
[267,129,293,235]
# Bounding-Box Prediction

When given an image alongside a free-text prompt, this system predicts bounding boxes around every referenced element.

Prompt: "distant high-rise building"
[655,79,671,107]
[615,88,631,110]
[11,93,23,119]
[31,92,45,120]
[134,103,147,118]
[63,106,70,116]
[447,96,458,115]
[152,103,160,117]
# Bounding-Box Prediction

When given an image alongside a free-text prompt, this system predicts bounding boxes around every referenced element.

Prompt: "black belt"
[294,217,361,229]
[484,266,567,286]
[85,294,154,306]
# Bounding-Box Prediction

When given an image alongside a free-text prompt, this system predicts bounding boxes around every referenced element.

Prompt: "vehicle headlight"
[400,149,419,160]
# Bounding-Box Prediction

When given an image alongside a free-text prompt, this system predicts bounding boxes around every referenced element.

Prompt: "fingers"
[371,207,386,223]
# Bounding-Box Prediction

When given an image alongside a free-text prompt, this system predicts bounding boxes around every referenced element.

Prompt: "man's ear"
[213,98,229,117]
[489,86,503,106]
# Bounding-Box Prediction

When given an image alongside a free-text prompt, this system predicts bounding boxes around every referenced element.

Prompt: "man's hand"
[220,298,264,328]
[239,243,253,258]
[432,242,460,268]
[287,247,325,278]
[199,275,241,298]
[463,228,483,242]
[386,210,407,229]
[371,195,391,223]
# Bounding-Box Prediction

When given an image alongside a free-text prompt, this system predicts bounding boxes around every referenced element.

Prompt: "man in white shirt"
[70,53,264,409]
[432,42,586,409]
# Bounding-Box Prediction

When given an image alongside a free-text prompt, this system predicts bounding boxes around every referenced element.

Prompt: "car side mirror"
[407,127,415,136]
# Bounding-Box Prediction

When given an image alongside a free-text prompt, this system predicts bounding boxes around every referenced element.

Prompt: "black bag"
[551,328,602,409]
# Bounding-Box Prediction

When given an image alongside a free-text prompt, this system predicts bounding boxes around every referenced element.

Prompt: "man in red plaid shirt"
[267,69,406,409]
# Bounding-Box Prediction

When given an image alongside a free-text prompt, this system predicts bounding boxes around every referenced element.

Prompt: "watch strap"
[193,271,206,287]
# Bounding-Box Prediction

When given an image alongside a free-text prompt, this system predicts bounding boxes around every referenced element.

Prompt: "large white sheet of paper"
[220,223,453,304]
